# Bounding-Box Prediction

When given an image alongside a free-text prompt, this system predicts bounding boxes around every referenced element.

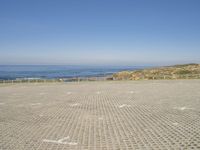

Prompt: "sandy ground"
[0,80,200,150]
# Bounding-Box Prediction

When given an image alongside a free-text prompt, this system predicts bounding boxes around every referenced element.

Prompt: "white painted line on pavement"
[119,104,131,108]
[43,137,77,145]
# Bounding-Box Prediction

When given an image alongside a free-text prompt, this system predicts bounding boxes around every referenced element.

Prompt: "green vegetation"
[113,64,200,80]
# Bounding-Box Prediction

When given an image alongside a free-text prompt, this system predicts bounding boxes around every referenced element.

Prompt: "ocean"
[0,65,143,80]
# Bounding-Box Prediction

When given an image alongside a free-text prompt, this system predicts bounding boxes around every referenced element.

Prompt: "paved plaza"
[0,80,200,149]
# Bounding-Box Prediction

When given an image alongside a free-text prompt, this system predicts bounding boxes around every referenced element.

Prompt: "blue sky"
[0,0,200,66]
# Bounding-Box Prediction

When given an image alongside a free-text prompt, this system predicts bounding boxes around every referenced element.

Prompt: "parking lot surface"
[0,80,200,149]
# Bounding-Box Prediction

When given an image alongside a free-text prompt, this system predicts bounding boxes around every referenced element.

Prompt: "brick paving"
[0,80,200,150]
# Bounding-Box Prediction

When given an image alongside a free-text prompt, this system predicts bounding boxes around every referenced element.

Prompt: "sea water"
[0,65,143,80]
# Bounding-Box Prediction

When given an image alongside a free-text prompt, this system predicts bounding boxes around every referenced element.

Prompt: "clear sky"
[0,0,200,66]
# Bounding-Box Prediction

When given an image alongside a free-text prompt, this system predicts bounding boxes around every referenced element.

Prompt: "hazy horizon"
[0,0,200,66]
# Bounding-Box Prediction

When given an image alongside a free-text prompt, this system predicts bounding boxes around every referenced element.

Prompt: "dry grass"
[113,64,200,80]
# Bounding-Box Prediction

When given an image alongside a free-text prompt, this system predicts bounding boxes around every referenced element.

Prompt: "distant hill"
[113,64,200,80]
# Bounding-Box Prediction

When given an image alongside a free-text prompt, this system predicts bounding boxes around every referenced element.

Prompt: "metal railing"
[0,74,200,84]
[0,76,113,84]
[113,74,200,80]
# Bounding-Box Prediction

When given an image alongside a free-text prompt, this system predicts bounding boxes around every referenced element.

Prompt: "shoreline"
[1,64,200,83]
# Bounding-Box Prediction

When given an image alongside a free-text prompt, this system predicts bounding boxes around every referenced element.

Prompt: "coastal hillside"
[113,64,200,80]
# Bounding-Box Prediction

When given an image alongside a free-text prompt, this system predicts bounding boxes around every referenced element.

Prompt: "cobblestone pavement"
[0,80,200,150]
